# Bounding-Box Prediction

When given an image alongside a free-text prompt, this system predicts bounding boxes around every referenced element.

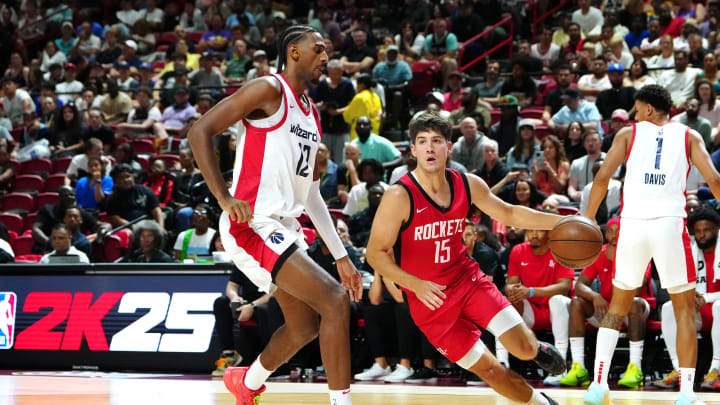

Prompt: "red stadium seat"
[1,193,34,212]
[151,61,166,71]
[10,127,22,143]
[132,138,156,154]
[159,31,177,44]
[534,124,552,140]
[0,213,23,234]
[12,174,44,193]
[7,230,17,247]
[35,192,59,211]
[14,254,42,263]
[558,206,580,216]
[156,44,169,53]
[53,156,73,173]
[21,158,52,175]
[44,173,68,192]
[186,31,203,43]
[103,234,125,262]
[327,208,349,223]
[155,154,180,169]
[12,235,35,256]
[136,155,150,170]
[98,212,109,223]
[303,227,316,244]
[490,109,501,125]
[520,107,545,120]
[9,158,20,174]
[24,212,37,232]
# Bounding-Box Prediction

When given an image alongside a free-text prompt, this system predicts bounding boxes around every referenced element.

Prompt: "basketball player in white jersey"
[583,84,720,405]
[188,25,362,405]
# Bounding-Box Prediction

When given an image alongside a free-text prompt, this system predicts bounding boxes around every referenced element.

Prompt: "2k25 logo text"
[0,292,16,349]
[13,292,220,352]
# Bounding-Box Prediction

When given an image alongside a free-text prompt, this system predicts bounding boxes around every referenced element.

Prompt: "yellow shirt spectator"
[343,88,382,140]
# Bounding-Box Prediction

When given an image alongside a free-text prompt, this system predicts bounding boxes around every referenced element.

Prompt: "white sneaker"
[354,363,391,381]
[543,372,566,386]
[383,364,414,383]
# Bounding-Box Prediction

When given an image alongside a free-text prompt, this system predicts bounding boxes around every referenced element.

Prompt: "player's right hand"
[220,196,253,223]
[413,280,446,311]
[593,295,609,316]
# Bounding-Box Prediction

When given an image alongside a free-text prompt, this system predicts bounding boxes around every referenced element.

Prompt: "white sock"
[661,302,680,370]
[679,367,695,396]
[526,389,550,405]
[549,295,570,362]
[629,340,644,370]
[244,356,274,391]
[495,338,509,367]
[555,340,569,363]
[329,388,352,405]
[570,337,585,369]
[712,302,720,371]
[593,328,619,386]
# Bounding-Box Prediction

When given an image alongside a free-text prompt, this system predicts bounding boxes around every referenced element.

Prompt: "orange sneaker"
[223,367,265,405]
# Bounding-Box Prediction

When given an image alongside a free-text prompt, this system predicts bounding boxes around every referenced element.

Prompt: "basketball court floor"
[2,371,720,404]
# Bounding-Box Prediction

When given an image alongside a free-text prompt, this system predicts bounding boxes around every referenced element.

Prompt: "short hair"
[51,223,71,235]
[688,206,720,230]
[674,49,688,59]
[111,163,134,179]
[357,158,384,179]
[41,81,56,91]
[409,112,452,143]
[87,137,103,149]
[483,138,499,151]
[133,219,165,250]
[277,25,321,72]
[582,130,601,142]
[635,84,673,113]
[135,86,153,97]
[327,59,343,70]
[355,73,375,89]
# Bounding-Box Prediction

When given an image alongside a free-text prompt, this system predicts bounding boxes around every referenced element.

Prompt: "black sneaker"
[533,341,567,376]
[466,372,487,386]
[405,367,438,384]
[541,392,558,405]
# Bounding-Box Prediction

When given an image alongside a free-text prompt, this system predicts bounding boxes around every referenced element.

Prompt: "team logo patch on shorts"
[269,231,285,244]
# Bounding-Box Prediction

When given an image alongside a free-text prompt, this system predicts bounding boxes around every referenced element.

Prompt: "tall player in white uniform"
[583,84,720,405]
[188,25,362,405]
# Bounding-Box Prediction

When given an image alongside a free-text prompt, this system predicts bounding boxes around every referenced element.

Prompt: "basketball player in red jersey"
[583,84,720,405]
[188,25,362,405]
[367,113,566,405]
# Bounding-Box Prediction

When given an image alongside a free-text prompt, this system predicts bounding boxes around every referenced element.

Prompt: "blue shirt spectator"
[372,46,412,86]
[76,175,114,210]
[551,89,604,135]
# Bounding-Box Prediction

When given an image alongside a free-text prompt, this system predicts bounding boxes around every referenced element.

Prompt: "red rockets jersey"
[395,169,477,294]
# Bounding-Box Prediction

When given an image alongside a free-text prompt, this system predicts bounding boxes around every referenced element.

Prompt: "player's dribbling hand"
[413,280,446,311]
[337,257,363,302]
[593,295,609,317]
[220,196,253,222]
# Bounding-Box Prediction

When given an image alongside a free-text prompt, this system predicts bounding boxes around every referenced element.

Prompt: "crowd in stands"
[4,0,720,390]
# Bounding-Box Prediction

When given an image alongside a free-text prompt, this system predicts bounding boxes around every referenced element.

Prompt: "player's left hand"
[695,293,706,311]
[337,256,363,302]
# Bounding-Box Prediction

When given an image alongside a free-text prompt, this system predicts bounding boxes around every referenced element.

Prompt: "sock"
[555,340,569,363]
[495,338,509,367]
[526,389,550,405]
[661,302,680,370]
[593,328,619,386]
[549,295,570,362]
[712,302,720,371]
[329,388,352,405]
[570,337,585,369]
[629,340,644,370]
[679,368,695,396]
[244,356,274,391]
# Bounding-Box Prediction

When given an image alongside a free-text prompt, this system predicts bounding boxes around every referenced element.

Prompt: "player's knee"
[629,298,644,315]
[549,295,569,313]
[320,286,351,322]
[476,362,506,385]
[513,333,539,360]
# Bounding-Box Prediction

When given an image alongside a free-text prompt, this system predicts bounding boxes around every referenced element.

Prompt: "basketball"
[548,216,604,269]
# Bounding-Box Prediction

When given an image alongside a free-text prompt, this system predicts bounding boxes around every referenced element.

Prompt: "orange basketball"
[548,216,603,269]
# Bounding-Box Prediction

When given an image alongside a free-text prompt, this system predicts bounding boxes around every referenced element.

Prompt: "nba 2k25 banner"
[0,268,231,372]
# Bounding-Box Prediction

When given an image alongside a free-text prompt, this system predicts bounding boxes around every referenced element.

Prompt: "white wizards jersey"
[621,120,690,219]
[229,73,322,219]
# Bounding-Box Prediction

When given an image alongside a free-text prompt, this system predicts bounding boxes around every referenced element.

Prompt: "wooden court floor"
[2,373,720,404]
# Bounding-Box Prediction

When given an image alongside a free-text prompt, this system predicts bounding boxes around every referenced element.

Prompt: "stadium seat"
[14,254,42,263]
[21,158,52,175]
[12,235,34,256]
[297,212,312,228]
[303,227,316,244]
[156,44,169,53]
[327,208,349,223]
[534,124,552,140]
[408,61,439,104]
[519,107,545,120]
[35,192,59,211]
[103,234,125,262]
[155,154,180,168]
[98,212,109,223]
[136,155,150,170]
[1,193,34,212]
[24,212,36,232]
[0,212,23,234]
[186,31,203,43]
[7,230,17,247]
[9,158,20,174]
[12,174,44,193]
[44,173,68,192]
[151,60,166,71]
[53,156,73,173]
[159,31,177,45]
[490,109,501,125]
[10,127,22,143]
[132,138,156,154]
[558,206,580,216]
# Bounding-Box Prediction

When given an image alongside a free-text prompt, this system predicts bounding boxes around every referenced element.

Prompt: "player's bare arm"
[465,173,562,230]
[506,276,572,303]
[585,126,631,221]
[366,185,447,311]
[187,77,282,223]
[689,128,720,201]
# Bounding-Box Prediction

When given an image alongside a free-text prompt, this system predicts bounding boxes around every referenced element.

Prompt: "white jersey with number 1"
[621,120,690,220]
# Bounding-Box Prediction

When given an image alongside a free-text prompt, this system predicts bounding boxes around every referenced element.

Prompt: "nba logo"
[0,292,16,350]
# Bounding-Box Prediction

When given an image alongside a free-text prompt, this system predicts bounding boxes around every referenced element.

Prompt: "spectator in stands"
[659,50,702,107]
[372,45,412,87]
[441,70,464,112]
[506,119,540,170]
[532,25,562,72]
[314,59,355,163]
[701,54,720,92]
[541,64,576,121]
[51,102,87,157]
[337,142,362,204]
[449,87,491,130]
[96,27,122,66]
[245,50,277,81]
[55,63,83,104]
[342,74,382,141]
[32,185,108,253]
[180,2,206,32]
[1,76,35,126]
[452,117,486,172]
[191,52,224,89]
[71,21,101,60]
[350,116,401,168]
[604,36,634,70]
[395,21,424,63]
[627,59,656,90]
[140,0,164,31]
[173,203,216,261]
[75,88,95,118]
[116,87,161,139]
[315,143,340,203]
[75,156,113,211]
[601,109,630,152]
[41,41,67,74]
[424,17,458,89]
[572,0,603,39]
[624,16,649,51]
[532,134,570,203]
[343,159,389,217]
[498,226,574,374]
[116,40,142,68]
[116,0,142,28]
[687,33,707,68]
[648,34,675,78]
[474,60,504,105]
[696,80,720,138]
[517,40,544,74]
[62,206,92,257]
[349,183,384,248]
[114,62,136,91]
[259,25,278,62]
[474,139,507,189]
[154,86,197,140]
[547,87,602,135]
[556,218,651,388]
[636,18,661,58]
[561,23,585,66]
[114,143,142,175]
[85,107,115,153]
[499,56,537,109]
[223,39,252,82]
[144,158,174,208]
[4,52,29,88]
[39,96,58,128]
[98,81,132,124]
[567,130,604,202]
[39,223,90,264]
[580,158,621,224]
[340,28,376,75]
[105,164,165,229]
[577,57,610,102]
[200,14,232,52]
[56,21,77,57]
[67,137,113,181]
[596,63,636,120]
[490,94,520,156]
[0,142,14,195]
[672,97,713,150]
[123,219,173,263]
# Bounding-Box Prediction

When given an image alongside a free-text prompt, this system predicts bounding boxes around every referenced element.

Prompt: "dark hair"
[134,219,165,250]
[696,79,717,110]
[111,163,134,180]
[513,178,542,207]
[53,101,84,135]
[116,143,136,163]
[41,81,56,91]
[51,223,71,235]
[355,73,375,90]
[563,121,585,149]
[171,52,186,61]
[357,158,384,181]
[674,49,688,59]
[629,58,648,80]
[276,25,320,72]
[0,222,8,243]
[135,86,153,97]
[688,206,720,230]
[86,156,104,178]
[511,124,538,162]
[635,84,673,113]
[409,112,452,143]
[582,130,602,143]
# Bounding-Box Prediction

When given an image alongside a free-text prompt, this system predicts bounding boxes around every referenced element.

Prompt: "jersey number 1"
[296,143,311,177]
[654,136,663,170]
[434,239,450,264]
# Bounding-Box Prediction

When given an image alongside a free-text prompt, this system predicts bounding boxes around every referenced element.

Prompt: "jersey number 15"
[435,239,450,264]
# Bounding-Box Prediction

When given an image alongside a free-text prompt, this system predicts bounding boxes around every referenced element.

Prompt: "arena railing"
[457,14,514,73]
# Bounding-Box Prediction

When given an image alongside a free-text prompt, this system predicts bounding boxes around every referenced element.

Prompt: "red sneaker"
[223,366,266,405]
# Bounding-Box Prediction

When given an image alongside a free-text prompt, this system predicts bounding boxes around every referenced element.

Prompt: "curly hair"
[688,206,720,230]
[635,84,673,113]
